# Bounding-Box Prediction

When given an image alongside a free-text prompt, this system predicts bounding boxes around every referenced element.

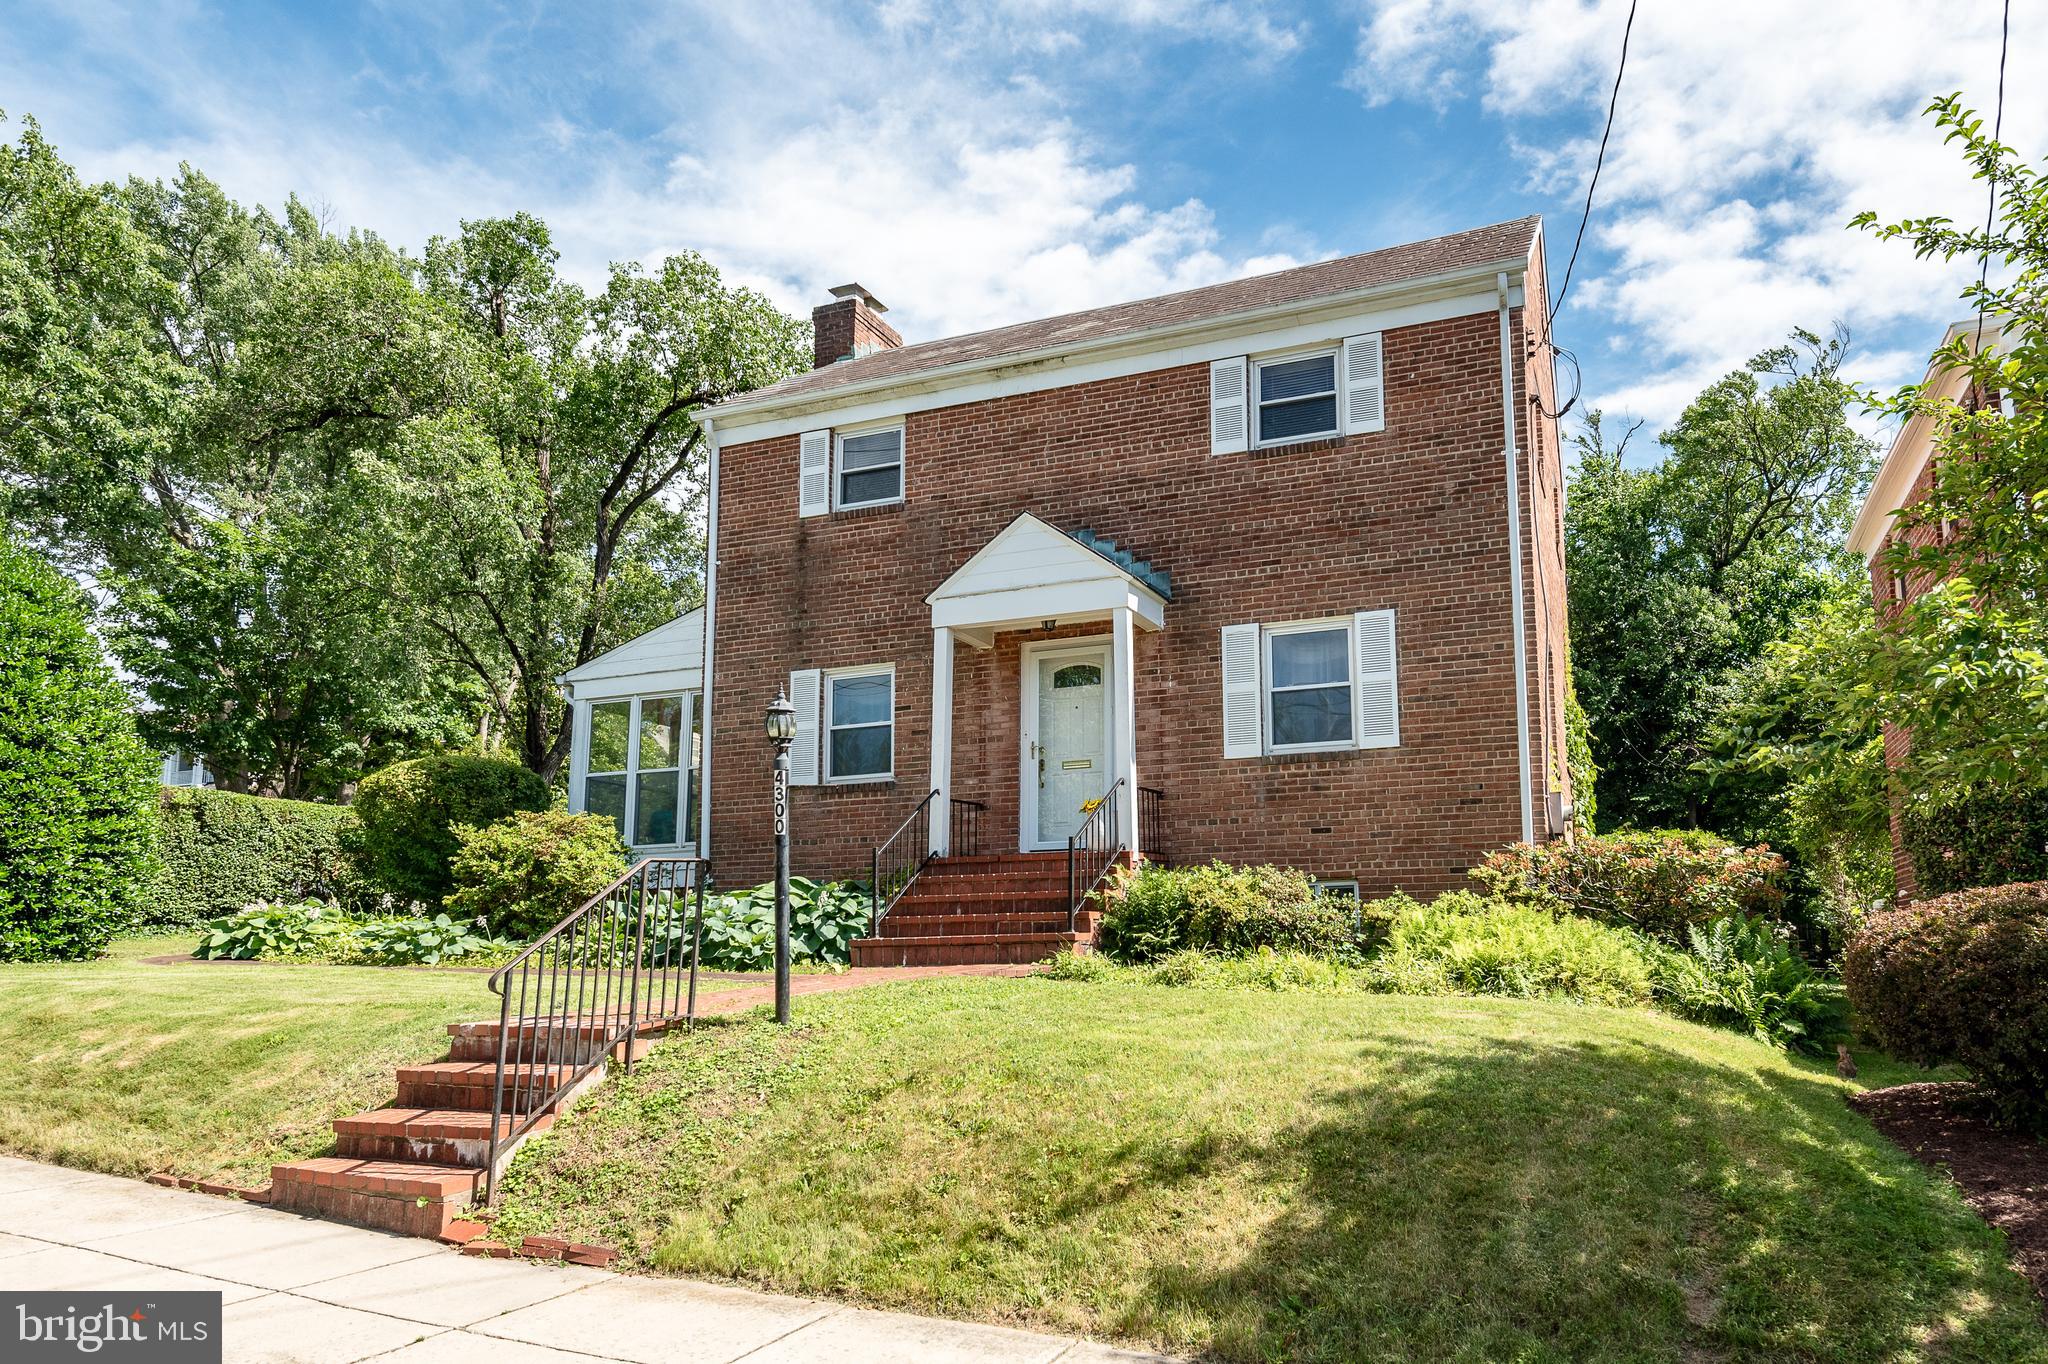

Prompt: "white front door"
[1022,644,1111,850]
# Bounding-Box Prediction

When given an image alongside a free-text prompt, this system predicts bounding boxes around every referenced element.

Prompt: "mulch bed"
[1851,1081,2048,1314]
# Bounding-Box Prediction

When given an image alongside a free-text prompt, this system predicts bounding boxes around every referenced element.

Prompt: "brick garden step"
[332,1107,555,1167]
[878,912,1095,938]
[395,1060,574,1111]
[851,932,1083,967]
[268,1157,484,1238]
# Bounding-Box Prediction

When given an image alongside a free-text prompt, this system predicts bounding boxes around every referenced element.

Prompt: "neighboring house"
[562,216,1574,961]
[160,751,212,788]
[1847,317,2012,901]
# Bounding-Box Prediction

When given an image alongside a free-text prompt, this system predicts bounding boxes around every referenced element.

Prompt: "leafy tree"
[1,119,473,795]
[0,534,158,960]
[406,215,807,780]
[1848,94,2048,794]
[1567,333,1877,832]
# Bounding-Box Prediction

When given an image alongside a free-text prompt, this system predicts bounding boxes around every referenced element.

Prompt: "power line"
[1973,0,2011,362]
[1550,0,1638,320]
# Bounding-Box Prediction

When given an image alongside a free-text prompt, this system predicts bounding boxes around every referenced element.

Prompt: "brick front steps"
[269,1015,648,1239]
[851,852,1106,967]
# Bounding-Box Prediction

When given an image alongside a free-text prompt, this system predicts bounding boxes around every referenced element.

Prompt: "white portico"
[924,514,1168,856]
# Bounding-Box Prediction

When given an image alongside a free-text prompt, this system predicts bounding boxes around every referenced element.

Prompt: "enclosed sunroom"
[559,608,705,856]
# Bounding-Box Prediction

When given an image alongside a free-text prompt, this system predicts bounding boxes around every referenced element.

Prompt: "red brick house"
[1847,317,2013,901]
[561,217,1574,961]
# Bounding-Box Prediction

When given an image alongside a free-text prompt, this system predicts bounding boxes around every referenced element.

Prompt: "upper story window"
[1254,352,1340,446]
[826,666,894,781]
[836,427,904,509]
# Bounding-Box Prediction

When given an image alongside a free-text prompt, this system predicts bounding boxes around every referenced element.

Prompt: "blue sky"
[6,0,2040,445]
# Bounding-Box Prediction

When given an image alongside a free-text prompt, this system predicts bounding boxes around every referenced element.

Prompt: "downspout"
[698,420,722,864]
[1497,271,1535,844]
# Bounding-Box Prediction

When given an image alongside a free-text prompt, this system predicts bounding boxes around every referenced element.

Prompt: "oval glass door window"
[1052,664,1103,689]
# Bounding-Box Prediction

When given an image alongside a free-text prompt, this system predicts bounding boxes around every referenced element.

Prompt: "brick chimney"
[812,283,902,369]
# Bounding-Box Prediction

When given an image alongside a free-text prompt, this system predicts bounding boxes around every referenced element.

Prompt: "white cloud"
[1350,0,2048,429]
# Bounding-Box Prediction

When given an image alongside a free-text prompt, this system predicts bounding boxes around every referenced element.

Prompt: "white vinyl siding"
[1253,350,1339,446]
[1341,332,1385,434]
[1209,357,1248,455]
[788,668,822,784]
[824,666,894,782]
[798,430,831,517]
[835,426,904,509]
[1220,612,1401,758]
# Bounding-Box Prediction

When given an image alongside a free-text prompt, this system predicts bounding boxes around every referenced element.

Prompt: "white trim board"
[714,282,1524,446]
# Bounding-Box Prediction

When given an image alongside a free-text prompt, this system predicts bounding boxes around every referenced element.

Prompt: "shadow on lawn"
[1131,1029,2044,1364]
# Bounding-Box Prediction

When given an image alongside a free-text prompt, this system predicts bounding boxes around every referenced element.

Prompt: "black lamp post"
[764,690,797,1024]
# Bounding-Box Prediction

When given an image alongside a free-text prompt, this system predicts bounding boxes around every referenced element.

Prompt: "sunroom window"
[583,693,701,847]
[1254,352,1339,445]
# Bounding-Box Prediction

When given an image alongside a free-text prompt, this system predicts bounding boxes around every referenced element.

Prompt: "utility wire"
[1972,0,2011,364]
[1550,0,1638,320]
[1537,0,1637,422]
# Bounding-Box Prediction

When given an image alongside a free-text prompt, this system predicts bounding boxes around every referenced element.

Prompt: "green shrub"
[0,537,159,960]
[665,877,871,971]
[151,788,361,925]
[348,912,506,966]
[1845,881,2048,1131]
[1364,891,1654,1007]
[1899,784,2048,896]
[1096,860,1353,963]
[444,811,627,939]
[1649,914,1841,1052]
[349,754,549,905]
[1472,831,1789,943]
[1039,948,1367,993]
[194,900,357,960]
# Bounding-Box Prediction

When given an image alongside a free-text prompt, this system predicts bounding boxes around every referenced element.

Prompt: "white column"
[929,625,955,855]
[1112,605,1139,854]
[566,697,592,814]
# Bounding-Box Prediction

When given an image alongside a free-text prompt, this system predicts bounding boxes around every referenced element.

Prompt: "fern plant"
[1652,914,1840,1052]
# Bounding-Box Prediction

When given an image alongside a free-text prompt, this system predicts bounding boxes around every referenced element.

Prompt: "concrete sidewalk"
[0,1157,1168,1363]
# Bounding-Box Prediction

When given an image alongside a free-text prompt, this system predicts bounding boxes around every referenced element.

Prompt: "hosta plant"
[349,912,506,966]
[194,900,355,960]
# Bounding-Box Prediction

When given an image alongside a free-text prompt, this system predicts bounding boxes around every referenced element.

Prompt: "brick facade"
[1870,455,1942,902]
[709,282,1569,895]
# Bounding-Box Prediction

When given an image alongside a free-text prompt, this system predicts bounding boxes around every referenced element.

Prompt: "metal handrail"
[950,797,988,860]
[481,854,708,1202]
[1139,786,1167,867]
[871,790,938,936]
[1066,777,1127,932]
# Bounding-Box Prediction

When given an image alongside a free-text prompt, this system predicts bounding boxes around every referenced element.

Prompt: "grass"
[0,936,738,1186]
[490,978,2048,1364]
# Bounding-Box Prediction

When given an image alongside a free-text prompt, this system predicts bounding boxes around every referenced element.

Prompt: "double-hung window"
[584,694,700,847]
[836,427,903,509]
[825,667,894,781]
[1254,351,1339,446]
[1264,622,1355,751]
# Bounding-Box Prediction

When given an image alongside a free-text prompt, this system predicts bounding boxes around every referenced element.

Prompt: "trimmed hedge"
[1845,880,2048,1131]
[1471,830,1789,943]
[445,811,627,939]
[151,788,361,925]
[348,754,549,906]
[1095,861,1353,963]
[0,537,160,960]
[1900,783,2048,897]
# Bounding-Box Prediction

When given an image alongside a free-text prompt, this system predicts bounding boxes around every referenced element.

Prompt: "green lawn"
[0,936,733,1186]
[489,978,2048,1364]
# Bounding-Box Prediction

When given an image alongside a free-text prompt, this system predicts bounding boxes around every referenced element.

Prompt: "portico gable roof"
[926,514,1167,641]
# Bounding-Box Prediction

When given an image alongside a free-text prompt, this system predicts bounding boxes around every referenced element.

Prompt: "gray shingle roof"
[1070,528,1172,600]
[722,216,1539,412]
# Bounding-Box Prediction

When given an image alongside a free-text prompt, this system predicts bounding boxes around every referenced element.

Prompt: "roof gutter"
[1497,270,1535,846]
[710,252,1533,430]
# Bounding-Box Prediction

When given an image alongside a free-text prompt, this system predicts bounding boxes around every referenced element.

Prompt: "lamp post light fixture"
[765,690,797,1024]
